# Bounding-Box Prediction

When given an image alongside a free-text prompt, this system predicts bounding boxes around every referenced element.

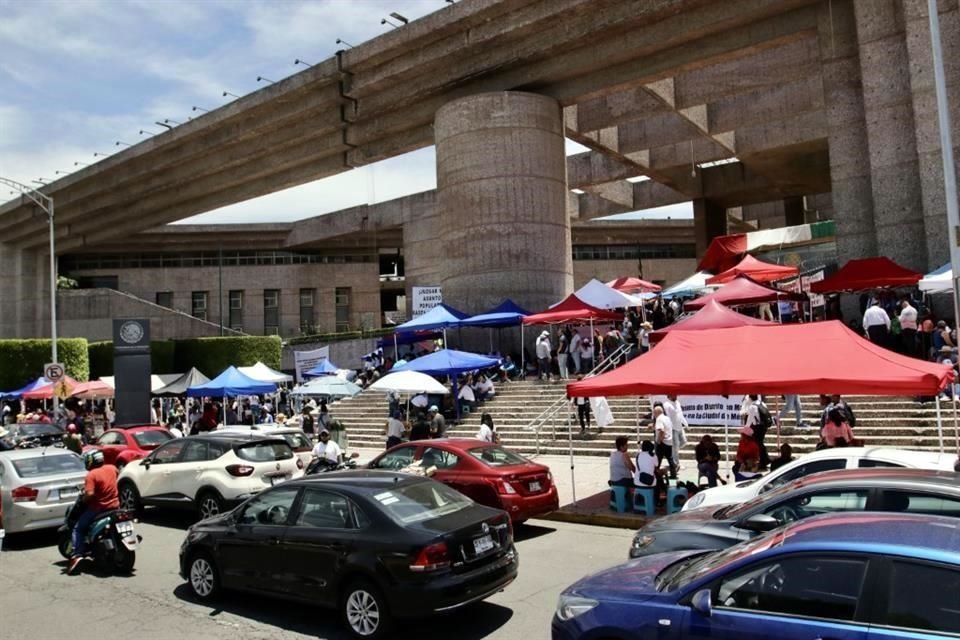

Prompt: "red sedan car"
[84,425,174,469]
[369,438,559,523]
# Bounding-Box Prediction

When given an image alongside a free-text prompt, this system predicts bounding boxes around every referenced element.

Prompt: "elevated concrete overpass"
[3,0,958,337]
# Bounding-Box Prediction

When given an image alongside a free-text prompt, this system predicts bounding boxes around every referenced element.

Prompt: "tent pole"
[936,395,945,453]
[521,325,525,379]
[443,328,447,348]
[635,396,641,443]
[589,318,594,367]
[724,422,730,482]
[774,395,781,450]
[953,398,959,452]
[489,330,493,354]
[393,335,398,362]
[567,409,576,506]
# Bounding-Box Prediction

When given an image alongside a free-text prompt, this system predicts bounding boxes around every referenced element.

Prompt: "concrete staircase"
[330,381,958,462]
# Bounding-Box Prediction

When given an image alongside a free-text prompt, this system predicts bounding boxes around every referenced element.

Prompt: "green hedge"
[0,338,89,390]
[173,336,282,377]
[286,327,393,346]
[88,341,113,379]
[151,340,176,374]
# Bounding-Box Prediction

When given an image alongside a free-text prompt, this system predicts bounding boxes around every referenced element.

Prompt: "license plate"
[270,475,289,486]
[58,488,79,501]
[529,481,542,492]
[473,534,494,555]
[116,522,134,535]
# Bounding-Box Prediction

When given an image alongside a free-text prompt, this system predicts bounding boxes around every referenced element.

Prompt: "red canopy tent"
[21,376,80,400]
[568,321,952,397]
[810,257,923,293]
[649,299,777,343]
[606,276,662,293]
[522,294,621,325]
[684,275,805,311]
[705,254,799,285]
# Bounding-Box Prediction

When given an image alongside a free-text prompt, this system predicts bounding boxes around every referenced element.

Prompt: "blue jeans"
[72,508,100,557]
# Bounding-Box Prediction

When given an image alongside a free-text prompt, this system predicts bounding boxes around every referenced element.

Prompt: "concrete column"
[434,92,572,315]
[903,0,960,269]
[854,0,928,270]
[819,0,878,261]
[783,196,806,227]
[0,243,43,338]
[693,198,726,257]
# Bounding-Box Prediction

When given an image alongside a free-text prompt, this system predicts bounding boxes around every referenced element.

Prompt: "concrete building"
[1,0,956,339]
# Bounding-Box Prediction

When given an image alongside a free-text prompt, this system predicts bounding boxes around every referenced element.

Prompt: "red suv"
[85,425,174,469]
[369,438,559,523]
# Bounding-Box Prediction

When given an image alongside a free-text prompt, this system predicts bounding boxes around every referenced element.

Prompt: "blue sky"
[0,0,691,224]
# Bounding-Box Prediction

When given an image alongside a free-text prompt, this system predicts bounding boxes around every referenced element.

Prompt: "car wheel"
[197,491,223,520]
[341,580,391,639]
[118,481,141,515]
[187,552,220,600]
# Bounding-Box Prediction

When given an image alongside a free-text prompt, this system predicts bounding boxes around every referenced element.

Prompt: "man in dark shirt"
[694,435,721,487]
[769,443,795,471]
[409,412,431,441]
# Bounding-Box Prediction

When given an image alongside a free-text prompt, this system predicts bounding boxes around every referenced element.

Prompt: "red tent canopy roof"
[522,293,622,325]
[705,254,799,285]
[697,233,747,273]
[606,276,662,293]
[567,321,952,397]
[21,376,80,400]
[650,299,776,343]
[684,275,805,311]
[810,257,922,293]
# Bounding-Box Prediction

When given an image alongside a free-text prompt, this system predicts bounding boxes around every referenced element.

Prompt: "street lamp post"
[0,177,58,413]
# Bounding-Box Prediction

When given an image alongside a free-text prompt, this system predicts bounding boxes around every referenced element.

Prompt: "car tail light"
[296,458,304,470]
[11,486,38,503]
[226,464,255,477]
[547,472,553,482]
[409,542,451,572]
[496,480,517,495]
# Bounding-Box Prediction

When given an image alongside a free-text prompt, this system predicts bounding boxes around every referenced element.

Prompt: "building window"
[156,291,173,308]
[335,287,351,332]
[191,291,208,321]
[229,290,244,332]
[571,244,697,261]
[299,288,315,333]
[264,289,280,335]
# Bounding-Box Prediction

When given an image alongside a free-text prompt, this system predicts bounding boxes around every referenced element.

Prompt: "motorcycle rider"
[311,429,342,466]
[63,424,83,454]
[67,450,119,575]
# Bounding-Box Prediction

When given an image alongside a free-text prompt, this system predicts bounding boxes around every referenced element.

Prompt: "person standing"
[300,405,315,439]
[428,405,446,438]
[638,321,652,354]
[580,337,594,373]
[898,299,918,356]
[862,297,891,346]
[557,327,570,380]
[570,378,591,436]
[653,405,677,479]
[662,395,688,471]
[778,394,807,428]
[569,330,582,374]
[384,411,406,449]
[535,331,552,381]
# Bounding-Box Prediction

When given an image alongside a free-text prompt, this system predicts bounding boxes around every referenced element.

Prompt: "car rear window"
[372,480,473,525]
[133,430,173,449]
[235,441,294,462]
[15,423,63,438]
[468,445,528,467]
[12,454,85,478]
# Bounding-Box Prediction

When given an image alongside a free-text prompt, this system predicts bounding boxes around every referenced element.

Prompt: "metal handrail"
[524,342,633,453]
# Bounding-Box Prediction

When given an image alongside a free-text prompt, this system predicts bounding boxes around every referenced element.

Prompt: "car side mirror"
[735,514,780,533]
[141,459,151,469]
[690,589,712,617]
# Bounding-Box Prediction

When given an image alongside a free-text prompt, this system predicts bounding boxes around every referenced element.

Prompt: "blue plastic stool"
[667,486,689,514]
[632,487,656,516]
[609,485,630,513]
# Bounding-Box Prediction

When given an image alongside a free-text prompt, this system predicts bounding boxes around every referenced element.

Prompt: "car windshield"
[132,430,173,449]
[235,441,293,462]
[656,529,786,592]
[716,479,805,520]
[372,480,474,525]
[14,423,62,438]
[12,454,84,478]
[468,445,528,467]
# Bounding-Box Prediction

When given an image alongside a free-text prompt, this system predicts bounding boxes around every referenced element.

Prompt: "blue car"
[553,512,960,640]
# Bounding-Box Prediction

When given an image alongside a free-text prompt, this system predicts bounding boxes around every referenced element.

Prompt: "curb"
[540,509,648,530]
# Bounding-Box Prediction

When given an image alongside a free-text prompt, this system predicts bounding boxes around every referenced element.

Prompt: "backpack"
[757,403,773,431]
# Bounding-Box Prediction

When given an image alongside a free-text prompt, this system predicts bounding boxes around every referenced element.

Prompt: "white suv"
[118,433,303,519]
[683,447,958,511]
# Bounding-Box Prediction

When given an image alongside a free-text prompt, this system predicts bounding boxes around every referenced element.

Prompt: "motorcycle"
[305,452,359,475]
[57,496,140,574]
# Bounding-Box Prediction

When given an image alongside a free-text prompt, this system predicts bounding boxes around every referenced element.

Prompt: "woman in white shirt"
[476,412,497,443]
[633,440,657,487]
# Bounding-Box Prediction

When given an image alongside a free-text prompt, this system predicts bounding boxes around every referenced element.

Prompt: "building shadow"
[513,521,556,542]
[172,583,513,639]
[1,528,59,551]
[137,508,198,531]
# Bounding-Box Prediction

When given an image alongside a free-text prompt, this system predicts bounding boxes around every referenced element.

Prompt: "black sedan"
[630,468,960,558]
[179,471,518,639]
[0,422,64,449]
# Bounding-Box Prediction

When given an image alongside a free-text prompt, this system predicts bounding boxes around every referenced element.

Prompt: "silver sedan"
[0,450,86,534]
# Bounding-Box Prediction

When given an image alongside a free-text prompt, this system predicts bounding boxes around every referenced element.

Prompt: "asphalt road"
[0,513,634,640]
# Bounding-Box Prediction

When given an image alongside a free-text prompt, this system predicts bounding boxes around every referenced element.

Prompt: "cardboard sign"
[412,286,443,318]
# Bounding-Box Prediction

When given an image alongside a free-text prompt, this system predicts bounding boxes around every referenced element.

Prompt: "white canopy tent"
[238,361,293,383]
[661,271,717,299]
[99,374,180,394]
[368,371,450,395]
[573,278,645,310]
[919,263,952,294]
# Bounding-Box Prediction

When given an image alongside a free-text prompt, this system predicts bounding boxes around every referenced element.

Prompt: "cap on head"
[319,429,330,438]
[428,405,439,413]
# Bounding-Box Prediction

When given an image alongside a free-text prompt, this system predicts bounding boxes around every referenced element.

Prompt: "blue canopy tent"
[394,349,501,419]
[0,377,51,400]
[392,303,467,358]
[304,359,339,377]
[186,366,277,424]
[460,299,530,354]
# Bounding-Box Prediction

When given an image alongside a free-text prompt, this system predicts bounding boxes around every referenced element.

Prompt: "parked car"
[118,433,303,519]
[683,446,957,511]
[84,425,174,469]
[180,471,518,639]
[632,468,960,558]
[0,422,65,449]
[553,511,960,640]
[0,449,85,533]
[368,438,559,523]
[218,426,314,467]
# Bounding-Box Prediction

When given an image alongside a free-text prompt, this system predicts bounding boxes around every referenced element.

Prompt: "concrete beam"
[285,192,436,248]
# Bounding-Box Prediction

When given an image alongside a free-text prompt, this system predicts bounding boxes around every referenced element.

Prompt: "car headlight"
[686,492,705,509]
[556,595,599,621]
[632,534,655,550]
